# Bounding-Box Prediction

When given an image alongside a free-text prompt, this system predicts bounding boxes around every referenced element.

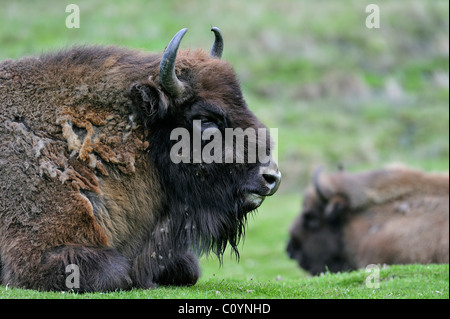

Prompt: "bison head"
[287,167,352,275]
[128,28,281,258]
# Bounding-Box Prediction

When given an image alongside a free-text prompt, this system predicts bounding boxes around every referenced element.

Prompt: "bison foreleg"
[132,249,200,288]
[2,245,132,292]
[153,250,200,286]
[42,245,133,292]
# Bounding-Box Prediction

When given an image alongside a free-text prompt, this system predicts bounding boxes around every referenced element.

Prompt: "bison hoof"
[154,251,200,286]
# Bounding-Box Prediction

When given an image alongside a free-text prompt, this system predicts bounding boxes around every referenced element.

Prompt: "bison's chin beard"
[180,194,266,259]
[189,197,251,260]
[162,193,254,261]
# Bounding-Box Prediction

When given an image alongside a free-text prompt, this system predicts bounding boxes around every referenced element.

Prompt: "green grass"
[0,0,449,299]
[2,264,448,299]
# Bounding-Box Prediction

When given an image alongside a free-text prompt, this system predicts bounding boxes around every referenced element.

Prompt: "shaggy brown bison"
[287,165,448,275]
[0,27,281,291]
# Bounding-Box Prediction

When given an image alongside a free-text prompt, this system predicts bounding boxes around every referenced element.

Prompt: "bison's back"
[345,195,449,266]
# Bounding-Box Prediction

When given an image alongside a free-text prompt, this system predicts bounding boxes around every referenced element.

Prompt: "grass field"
[1,264,448,299]
[0,0,449,300]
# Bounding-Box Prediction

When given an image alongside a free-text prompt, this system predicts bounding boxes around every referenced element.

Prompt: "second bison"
[287,165,448,275]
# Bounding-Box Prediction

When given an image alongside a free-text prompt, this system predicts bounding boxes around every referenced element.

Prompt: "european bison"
[287,165,448,275]
[0,27,281,291]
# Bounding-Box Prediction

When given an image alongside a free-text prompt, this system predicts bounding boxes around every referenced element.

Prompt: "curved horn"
[210,27,223,59]
[159,28,187,97]
[312,166,328,205]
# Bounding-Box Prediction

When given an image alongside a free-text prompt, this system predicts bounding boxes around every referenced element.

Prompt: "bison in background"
[287,165,449,275]
[0,27,281,291]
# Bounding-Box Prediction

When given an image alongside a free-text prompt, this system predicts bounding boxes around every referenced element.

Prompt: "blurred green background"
[1,0,449,285]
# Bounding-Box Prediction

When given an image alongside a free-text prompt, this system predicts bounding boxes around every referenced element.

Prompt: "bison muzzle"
[0,27,281,291]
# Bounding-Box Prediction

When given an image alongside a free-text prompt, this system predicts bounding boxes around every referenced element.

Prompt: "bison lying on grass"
[287,165,448,275]
[0,28,281,291]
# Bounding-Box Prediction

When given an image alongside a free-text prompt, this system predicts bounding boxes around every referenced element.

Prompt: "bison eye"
[188,101,227,129]
[200,119,217,128]
[303,211,321,230]
[192,116,220,130]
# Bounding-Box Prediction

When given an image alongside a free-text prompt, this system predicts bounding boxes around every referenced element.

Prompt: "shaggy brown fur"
[287,165,449,275]
[0,31,280,291]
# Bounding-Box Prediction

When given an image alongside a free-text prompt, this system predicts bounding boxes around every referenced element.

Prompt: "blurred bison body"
[287,165,449,275]
[0,28,280,291]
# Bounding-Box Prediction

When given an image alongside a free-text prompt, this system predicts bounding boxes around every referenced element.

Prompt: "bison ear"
[128,81,170,126]
[324,195,348,224]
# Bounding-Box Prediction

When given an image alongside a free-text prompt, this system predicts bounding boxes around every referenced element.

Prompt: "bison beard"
[154,147,252,260]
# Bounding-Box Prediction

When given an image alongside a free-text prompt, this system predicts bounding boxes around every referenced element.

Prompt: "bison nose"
[260,164,281,196]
